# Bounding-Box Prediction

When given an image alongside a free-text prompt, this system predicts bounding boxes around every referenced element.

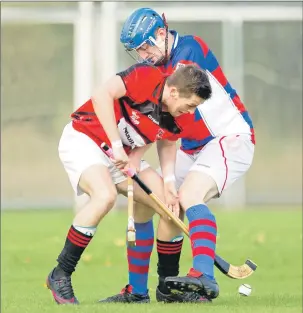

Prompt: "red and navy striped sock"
[127,220,154,295]
[156,238,183,293]
[186,204,217,279]
[55,225,93,277]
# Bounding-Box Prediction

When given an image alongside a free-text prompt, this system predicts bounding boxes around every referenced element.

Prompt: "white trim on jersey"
[196,70,251,137]
[173,32,179,49]
[195,104,215,137]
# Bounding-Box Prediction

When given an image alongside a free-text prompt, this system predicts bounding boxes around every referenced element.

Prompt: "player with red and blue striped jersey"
[100,8,255,304]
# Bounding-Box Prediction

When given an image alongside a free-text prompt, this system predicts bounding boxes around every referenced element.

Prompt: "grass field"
[1,208,302,313]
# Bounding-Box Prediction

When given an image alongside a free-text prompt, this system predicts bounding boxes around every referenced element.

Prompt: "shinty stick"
[100,142,257,279]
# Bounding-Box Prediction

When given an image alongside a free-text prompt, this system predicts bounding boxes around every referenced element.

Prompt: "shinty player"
[45,62,212,304]
[100,8,255,304]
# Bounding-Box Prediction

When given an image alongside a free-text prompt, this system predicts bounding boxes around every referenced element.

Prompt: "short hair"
[166,65,212,100]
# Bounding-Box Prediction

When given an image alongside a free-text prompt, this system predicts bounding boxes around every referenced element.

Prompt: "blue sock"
[186,204,217,280]
[127,220,154,295]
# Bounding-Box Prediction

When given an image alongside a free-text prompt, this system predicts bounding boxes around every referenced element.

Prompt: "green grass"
[1,208,302,313]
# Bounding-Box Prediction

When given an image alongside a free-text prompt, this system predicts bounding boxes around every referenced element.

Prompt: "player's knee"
[179,172,219,209]
[90,188,117,215]
[179,186,207,209]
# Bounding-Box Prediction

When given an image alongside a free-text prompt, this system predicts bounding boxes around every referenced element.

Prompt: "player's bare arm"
[91,75,126,144]
[92,75,129,170]
[157,139,179,216]
[157,139,176,179]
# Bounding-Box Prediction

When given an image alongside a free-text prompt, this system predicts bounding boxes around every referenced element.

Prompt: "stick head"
[229,259,257,279]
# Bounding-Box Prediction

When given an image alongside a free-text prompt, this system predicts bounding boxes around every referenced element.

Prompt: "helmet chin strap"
[149,14,169,66]
[147,37,166,66]
[162,13,169,62]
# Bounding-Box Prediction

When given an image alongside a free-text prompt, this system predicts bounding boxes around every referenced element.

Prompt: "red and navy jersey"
[71,64,189,153]
[159,31,255,154]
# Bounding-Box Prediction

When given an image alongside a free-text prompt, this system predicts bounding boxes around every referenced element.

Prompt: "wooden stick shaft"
[127,176,134,222]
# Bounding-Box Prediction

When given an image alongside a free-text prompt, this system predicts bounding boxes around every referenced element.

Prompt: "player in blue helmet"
[100,7,255,305]
[120,8,170,65]
[99,8,217,304]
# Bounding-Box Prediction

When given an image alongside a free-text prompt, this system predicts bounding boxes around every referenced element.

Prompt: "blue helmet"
[120,8,165,51]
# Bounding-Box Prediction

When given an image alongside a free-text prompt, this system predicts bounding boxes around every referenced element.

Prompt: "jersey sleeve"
[117,64,163,103]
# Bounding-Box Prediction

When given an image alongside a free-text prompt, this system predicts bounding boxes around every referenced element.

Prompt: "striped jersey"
[159,31,255,154]
[71,64,190,153]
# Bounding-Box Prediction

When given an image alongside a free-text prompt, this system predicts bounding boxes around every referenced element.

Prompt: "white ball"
[238,284,252,296]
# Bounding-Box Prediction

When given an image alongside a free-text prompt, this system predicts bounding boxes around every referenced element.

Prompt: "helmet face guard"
[125,36,166,66]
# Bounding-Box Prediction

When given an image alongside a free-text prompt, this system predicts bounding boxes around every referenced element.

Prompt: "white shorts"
[58,122,150,195]
[174,134,254,196]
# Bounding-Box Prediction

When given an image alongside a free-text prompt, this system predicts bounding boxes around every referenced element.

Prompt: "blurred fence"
[1,2,302,209]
